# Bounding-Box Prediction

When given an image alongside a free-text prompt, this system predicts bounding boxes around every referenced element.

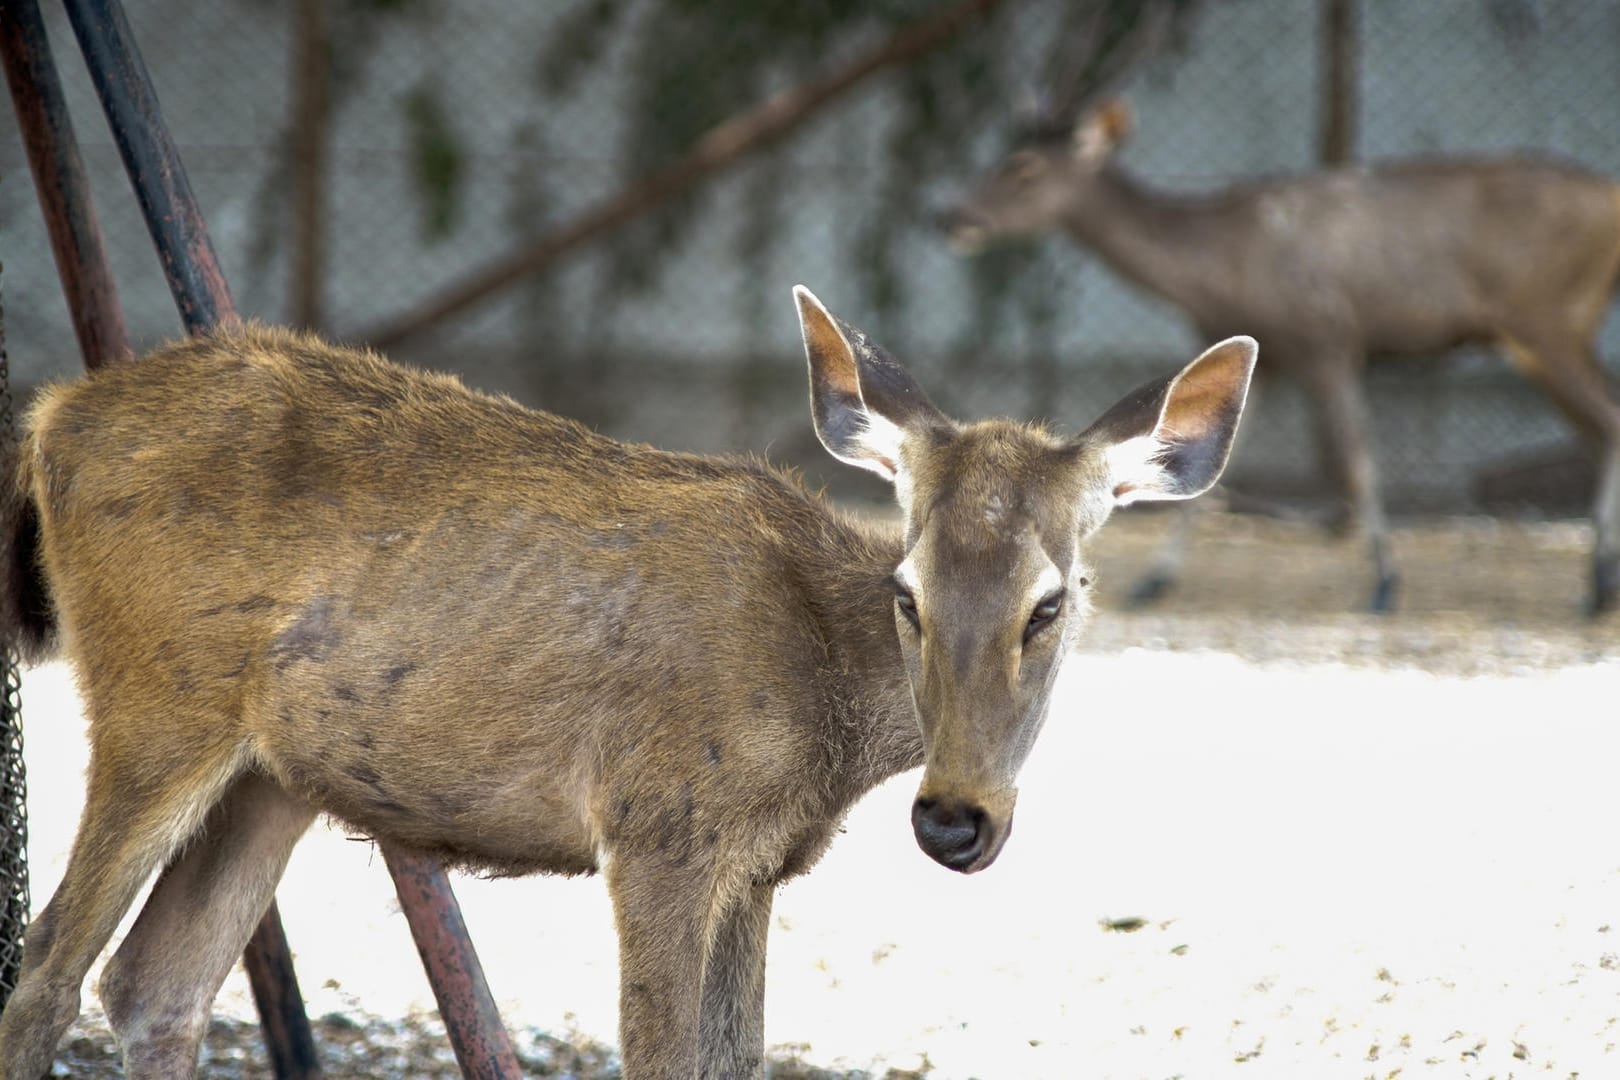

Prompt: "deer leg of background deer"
[1301,354,1398,613]
[1593,443,1620,614]
[606,849,717,1078]
[1499,334,1620,614]
[697,881,775,1079]
[0,726,246,1077]
[98,771,316,1078]
[1127,371,1266,606]
[1126,501,1200,606]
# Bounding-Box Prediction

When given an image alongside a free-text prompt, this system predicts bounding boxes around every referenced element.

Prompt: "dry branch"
[361,0,1002,350]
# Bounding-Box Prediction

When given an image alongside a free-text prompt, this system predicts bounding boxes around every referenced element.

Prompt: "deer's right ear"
[1073,98,1133,163]
[795,285,945,484]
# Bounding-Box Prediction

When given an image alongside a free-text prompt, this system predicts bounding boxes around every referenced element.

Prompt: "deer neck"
[806,515,925,798]
[1061,165,1232,318]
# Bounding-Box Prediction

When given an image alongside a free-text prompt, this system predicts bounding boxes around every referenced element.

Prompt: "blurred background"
[10,4,1620,1075]
[5,0,1620,517]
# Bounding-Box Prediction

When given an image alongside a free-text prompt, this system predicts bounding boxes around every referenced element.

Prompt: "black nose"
[911,797,987,872]
[933,204,977,235]
[933,207,989,254]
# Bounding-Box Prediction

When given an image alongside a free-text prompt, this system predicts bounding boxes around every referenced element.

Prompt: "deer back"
[22,325,904,877]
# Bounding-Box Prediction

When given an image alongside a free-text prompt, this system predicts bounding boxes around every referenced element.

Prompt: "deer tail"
[0,433,55,664]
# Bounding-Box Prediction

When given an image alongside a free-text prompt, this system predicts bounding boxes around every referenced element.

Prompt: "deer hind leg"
[1500,334,1620,614]
[1299,352,1398,613]
[99,771,315,1078]
[698,881,774,1079]
[1126,501,1199,607]
[0,715,248,1078]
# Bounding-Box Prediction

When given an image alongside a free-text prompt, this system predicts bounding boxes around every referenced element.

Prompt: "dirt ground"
[39,508,1620,1078]
[1077,506,1619,673]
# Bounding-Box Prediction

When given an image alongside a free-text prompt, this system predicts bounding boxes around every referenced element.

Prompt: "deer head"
[940,98,1135,255]
[794,285,1253,872]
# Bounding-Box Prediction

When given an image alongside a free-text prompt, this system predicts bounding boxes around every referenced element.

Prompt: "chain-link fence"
[0,260,27,1006]
[3,0,1618,519]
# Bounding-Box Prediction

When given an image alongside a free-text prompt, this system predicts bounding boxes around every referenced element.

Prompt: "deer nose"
[911,796,988,872]
[932,206,989,254]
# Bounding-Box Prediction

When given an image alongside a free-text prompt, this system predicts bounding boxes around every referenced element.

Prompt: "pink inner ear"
[799,300,861,397]
[1159,343,1250,442]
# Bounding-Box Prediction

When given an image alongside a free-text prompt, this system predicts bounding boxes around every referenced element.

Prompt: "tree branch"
[362,0,1003,350]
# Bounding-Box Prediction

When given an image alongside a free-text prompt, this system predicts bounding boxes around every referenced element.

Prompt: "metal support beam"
[0,0,128,370]
[62,0,235,333]
[384,847,524,1077]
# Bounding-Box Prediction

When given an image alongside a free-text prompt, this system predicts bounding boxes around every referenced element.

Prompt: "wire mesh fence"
[2,0,1618,519]
[0,262,28,1007]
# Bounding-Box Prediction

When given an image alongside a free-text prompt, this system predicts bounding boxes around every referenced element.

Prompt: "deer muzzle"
[934,205,991,256]
[910,791,1014,874]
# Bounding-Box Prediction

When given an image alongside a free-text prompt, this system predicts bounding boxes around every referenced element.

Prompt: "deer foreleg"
[98,771,315,1079]
[698,881,774,1080]
[607,850,717,1079]
[1127,501,1199,606]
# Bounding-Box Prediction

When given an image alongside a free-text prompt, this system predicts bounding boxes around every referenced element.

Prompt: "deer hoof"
[1587,561,1619,617]
[1126,570,1176,608]
[1368,573,1399,615]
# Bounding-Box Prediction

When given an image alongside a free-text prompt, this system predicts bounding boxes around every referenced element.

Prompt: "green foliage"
[259,0,1200,355]
[403,80,465,242]
[524,0,1197,351]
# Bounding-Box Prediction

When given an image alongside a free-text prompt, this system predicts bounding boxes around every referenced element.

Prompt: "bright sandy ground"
[19,508,1620,1080]
[21,513,1620,1078]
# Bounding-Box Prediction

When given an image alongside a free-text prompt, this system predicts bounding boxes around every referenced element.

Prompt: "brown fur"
[0,290,1253,1079]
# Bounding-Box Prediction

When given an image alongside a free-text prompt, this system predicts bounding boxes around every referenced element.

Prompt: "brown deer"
[941,98,1620,615]
[0,287,1254,1078]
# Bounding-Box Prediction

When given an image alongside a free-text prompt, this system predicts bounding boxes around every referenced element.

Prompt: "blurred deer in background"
[942,96,1620,615]
[0,287,1254,1078]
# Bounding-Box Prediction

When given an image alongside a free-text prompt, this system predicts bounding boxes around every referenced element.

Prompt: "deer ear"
[1078,335,1257,505]
[1074,98,1133,162]
[794,285,946,484]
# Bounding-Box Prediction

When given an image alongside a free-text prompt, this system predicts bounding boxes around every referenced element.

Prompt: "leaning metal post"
[0,0,127,371]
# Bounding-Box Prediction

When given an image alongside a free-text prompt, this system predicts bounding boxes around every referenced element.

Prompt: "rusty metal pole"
[383,847,525,1078]
[61,0,236,334]
[0,0,129,370]
[56,1,523,1074]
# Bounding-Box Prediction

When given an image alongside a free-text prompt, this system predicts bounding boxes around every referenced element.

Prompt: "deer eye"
[893,585,921,631]
[1023,590,1064,644]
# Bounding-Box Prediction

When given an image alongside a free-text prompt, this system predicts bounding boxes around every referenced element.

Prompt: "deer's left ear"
[1077,335,1257,505]
[1074,98,1133,163]
[795,285,948,484]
